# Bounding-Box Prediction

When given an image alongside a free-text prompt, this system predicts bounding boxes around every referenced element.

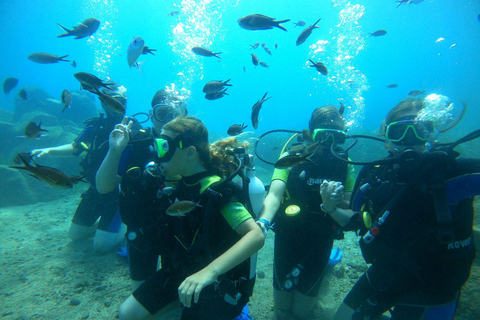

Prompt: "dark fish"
[308,59,328,75]
[71,60,77,68]
[192,46,221,59]
[261,43,272,55]
[69,175,87,185]
[9,154,73,189]
[13,152,35,165]
[250,42,260,49]
[24,121,48,139]
[251,92,271,129]
[304,141,322,157]
[296,18,321,46]
[203,79,232,94]
[28,53,69,64]
[274,154,313,169]
[166,200,201,216]
[386,84,398,88]
[228,123,248,136]
[74,72,114,90]
[168,10,180,16]
[61,89,72,112]
[338,101,345,115]
[89,88,126,114]
[251,53,259,66]
[205,89,229,100]
[243,66,246,73]
[275,43,278,49]
[142,45,157,55]
[3,77,18,95]
[293,20,306,27]
[369,30,387,37]
[19,89,28,100]
[409,90,426,96]
[57,18,100,39]
[238,14,290,32]
[259,61,269,68]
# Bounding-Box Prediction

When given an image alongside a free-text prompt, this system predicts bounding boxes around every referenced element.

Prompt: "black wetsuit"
[343,156,480,319]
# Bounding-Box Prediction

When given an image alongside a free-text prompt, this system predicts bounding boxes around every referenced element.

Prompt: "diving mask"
[152,104,178,123]
[312,128,347,144]
[385,119,435,145]
[154,134,184,162]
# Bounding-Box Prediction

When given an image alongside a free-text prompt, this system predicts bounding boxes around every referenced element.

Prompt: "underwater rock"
[69,298,81,306]
[0,167,37,206]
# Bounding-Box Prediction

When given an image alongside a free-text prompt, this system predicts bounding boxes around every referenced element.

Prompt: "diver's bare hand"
[30,148,50,158]
[178,268,217,308]
[109,117,133,152]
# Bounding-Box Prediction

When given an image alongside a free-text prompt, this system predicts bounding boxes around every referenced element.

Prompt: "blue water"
[1,0,480,137]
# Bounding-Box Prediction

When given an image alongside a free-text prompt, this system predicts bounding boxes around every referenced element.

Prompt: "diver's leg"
[69,187,101,241]
[94,210,126,253]
[334,303,356,320]
[291,291,318,319]
[273,288,293,315]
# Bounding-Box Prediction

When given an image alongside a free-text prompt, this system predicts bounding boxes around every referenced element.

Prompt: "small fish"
[168,10,180,16]
[243,66,246,73]
[259,61,269,68]
[369,30,387,37]
[57,18,100,39]
[275,43,278,49]
[251,92,271,129]
[13,152,35,165]
[28,53,69,64]
[274,154,313,169]
[69,175,87,185]
[127,36,145,68]
[449,43,457,49]
[89,88,126,114]
[227,123,248,136]
[24,121,48,139]
[9,154,73,189]
[3,77,18,95]
[435,37,445,43]
[166,200,201,216]
[18,89,28,100]
[308,59,328,75]
[338,101,345,115]
[205,89,229,100]
[251,53,259,66]
[304,141,321,158]
[203,79,232,94]
[142,45,157,55]
[261,43,272,55]
[250,42,260,49]
[61,89,72,112]
[191,46,221,59]
[238,14,290,32]
[409,90,426,96]
[293,20,306,27]
[396,0,424,7]
[74,72,114,90]
[386,84,398,88]
[296,18,321,46]
[71,60,77,68]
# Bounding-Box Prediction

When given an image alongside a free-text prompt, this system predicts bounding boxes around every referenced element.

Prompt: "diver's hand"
[30,148,50,158]
[109,117,133,153]
[178,268,218,308]
[320,181,344,213]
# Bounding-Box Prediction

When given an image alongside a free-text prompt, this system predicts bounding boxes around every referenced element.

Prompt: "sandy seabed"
[0,189,479,320]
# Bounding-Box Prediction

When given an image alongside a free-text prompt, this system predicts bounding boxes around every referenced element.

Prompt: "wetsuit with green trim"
[272,146,355,296]
[133,171,255,320]
[343,156,480,320]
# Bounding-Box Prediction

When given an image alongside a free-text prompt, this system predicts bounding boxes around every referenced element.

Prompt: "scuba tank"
[244,154,266,218]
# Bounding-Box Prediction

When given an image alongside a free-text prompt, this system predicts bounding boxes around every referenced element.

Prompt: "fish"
[369,30,387,37]
[296,18,321,46]
[191,46,221,59]
[396,0,423,7]
[205,89,229,100]
[259,61,269,68]
[203,79,232,94]
[69,175,87,185]
[250,42,260,49]
[308,59,328,75]
[142,45,157,55]
[3,77,18,95]
[28,53,69,64]
[293,20,306,27]
[61,89,72,112]
[261,43,272,55]
[57,18,100,39]
[227,123,248,136]
[24,121,48,139]
[13,152,35,165]
[9,154,73,189]
[166,200,201,216]
[89,88,126,114]
[168,10,180,16]
[243,66,246,73]
[18,89,28,100]
[386,84,398,88]
[274,154,313,169]
[435,37,445,43]
[251,92,271,129]
[127,36,145,68]
[338,101,345,115]
[449,43,457,49]
[408,90,426,96]
[251,53,259,66]
[74,72,114,90]
[275,43,278,49]
[304,141,322,158]
[238,14,290,32]
[71,60,77,68]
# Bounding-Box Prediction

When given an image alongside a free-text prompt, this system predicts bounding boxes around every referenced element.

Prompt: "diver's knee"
[93,229,125,253]
[334,302,355,320]
[118,295,150,320]
[68,223,95,241]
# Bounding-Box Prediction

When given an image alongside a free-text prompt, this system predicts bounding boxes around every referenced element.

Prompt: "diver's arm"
[257,179,286,227]
[320,181,355,227]
[30,143,76,158]
[177,218,264,307]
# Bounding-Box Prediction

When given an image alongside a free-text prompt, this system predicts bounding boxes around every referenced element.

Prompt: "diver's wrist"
[321,203,336,214]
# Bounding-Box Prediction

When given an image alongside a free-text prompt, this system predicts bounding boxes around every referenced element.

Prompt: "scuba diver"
[322,95,480,320]
[117,116,264,320]
[256,105,356,319]
[96,86,188,291]
[30,85,128,253]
